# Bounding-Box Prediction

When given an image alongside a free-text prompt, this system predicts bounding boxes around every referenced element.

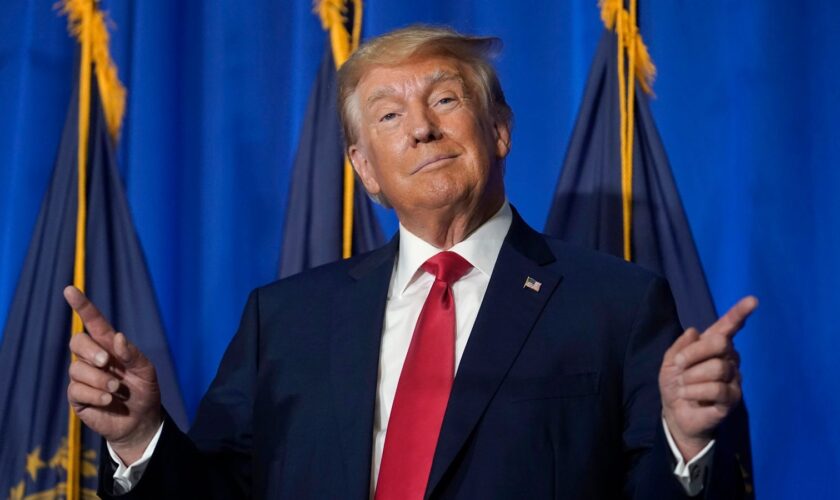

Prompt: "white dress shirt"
[111,201,712,496]
[371,201,514,491]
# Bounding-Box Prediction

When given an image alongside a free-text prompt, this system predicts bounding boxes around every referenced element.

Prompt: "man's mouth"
[411,154,459,175]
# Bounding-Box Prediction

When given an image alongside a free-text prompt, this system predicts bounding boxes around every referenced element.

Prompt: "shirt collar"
[392,201,512,297]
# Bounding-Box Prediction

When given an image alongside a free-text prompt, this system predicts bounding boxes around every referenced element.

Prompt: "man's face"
[348,55,510,218]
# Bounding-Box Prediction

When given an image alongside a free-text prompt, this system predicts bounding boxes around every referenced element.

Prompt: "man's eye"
[437,96,456,105]
[380,112,397,122]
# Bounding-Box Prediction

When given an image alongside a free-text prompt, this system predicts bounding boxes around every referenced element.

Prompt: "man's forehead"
[360,58,466,103]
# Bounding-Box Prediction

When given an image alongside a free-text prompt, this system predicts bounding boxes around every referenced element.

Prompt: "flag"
[545,2,754,497]
[279,0,384,278]
[545,30,720,330]
[0,3,186,497]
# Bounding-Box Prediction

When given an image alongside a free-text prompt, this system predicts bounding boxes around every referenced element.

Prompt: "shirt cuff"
[662,417,715,497]
[107,421,165,494]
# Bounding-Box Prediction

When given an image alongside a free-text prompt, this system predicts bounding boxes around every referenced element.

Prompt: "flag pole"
[623,0,638,262]
[66,0,92,494]
[58,1,127,496]
[599,0,656,261]
[316,0,364,259]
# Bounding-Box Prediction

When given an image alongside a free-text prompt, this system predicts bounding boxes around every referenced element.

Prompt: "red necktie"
[375,251,473,500]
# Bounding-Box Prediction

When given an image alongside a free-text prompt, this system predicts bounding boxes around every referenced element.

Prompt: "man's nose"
[406,107,442,145]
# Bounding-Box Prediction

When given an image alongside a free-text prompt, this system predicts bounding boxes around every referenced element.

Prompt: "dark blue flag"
[0,66,187,497]
[279,1,384,278]
[545,30,754,497]
[545,30,718,332]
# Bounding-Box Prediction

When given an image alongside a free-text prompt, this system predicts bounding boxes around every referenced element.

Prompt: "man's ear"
[493,120,511,159]
[348,144,381,196]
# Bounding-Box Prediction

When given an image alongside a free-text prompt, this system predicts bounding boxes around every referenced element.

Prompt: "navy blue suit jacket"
[99,210,747,499]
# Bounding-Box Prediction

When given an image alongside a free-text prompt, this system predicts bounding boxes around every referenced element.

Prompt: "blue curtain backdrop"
[0,1,836,497]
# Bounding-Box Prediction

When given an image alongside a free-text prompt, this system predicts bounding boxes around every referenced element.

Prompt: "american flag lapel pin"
[523,276,542,292]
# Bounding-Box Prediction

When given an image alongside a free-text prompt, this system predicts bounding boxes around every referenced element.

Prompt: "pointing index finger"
[63,286,116,348]
[708,295,758,339]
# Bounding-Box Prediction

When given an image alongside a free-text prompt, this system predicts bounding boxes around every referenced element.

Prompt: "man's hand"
[64,286,162,465]
[659,296,758,461]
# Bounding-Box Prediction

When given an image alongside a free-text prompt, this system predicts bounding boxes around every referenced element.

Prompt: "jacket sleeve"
[97,289,262,498]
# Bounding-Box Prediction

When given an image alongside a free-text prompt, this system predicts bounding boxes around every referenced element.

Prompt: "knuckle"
[69,333,84,352]
[67,382,79,400]
[712,359,728,379]
[68,361,81,378]
[682,345,698,364]
[69,360,98,383]
[722,363,734,382]
[729,359,739,376]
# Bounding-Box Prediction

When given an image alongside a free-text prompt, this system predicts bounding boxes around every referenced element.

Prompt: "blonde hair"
[337,25,513,147]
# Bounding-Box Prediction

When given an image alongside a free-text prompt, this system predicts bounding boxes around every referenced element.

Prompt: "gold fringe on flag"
[599,0,656,94]
[315,0,363,259]
[57,1,127,498]
[59,0,127,140]
[599,0,656,261]
[316,0,363,67]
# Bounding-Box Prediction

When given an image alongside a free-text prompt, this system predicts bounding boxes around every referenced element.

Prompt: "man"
[65,26,755,498]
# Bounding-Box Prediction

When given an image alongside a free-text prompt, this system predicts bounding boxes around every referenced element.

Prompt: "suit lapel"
[426,210,564,497]
[329,237,397,499]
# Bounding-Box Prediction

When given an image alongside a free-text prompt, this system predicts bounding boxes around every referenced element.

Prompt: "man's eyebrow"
[365,70,465,107]
[366,86,399,107]
[425,70,464,88]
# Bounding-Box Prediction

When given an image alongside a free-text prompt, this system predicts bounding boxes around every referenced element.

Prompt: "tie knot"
[421,251,473,285]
